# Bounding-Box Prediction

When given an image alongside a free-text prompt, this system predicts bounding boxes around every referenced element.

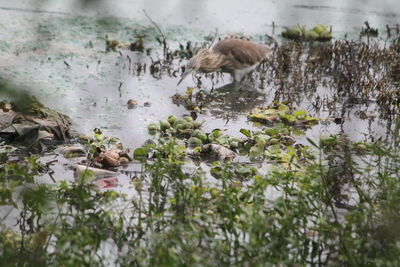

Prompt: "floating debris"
[56,145,86,158]
[105,34,146,52]
[129,34,145,52]
[171,87,202,111]
[95,147,131,169]
[0,97,71,152]
[94,177,119,189]
[74,165,117,182]
[81,129,131,169]
[127,99,138,109]
[203,144,237,160]
[360,21,378,37]
[105,36,121,52]
[100,150,120,168]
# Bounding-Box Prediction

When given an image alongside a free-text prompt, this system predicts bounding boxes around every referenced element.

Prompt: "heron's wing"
[212,39,270,70]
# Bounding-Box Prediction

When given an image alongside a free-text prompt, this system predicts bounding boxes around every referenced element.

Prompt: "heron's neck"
[198,51,224,73]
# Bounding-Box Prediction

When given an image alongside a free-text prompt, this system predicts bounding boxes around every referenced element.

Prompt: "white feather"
[232,64,258,82]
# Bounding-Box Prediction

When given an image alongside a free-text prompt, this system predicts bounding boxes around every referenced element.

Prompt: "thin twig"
[143,9,165,41]
[143,9,167,55]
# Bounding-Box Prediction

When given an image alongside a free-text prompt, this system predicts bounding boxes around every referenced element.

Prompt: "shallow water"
[1,4,399,264]
[0,0,398,183]
[2,0,400,33]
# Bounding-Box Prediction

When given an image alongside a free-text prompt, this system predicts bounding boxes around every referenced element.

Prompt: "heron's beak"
[177,68,194,85]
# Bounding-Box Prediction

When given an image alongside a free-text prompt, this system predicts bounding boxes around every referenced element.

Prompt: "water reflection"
[201,82,267,120]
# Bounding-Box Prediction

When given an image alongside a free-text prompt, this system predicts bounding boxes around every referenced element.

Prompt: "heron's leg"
[239,74,247,84]
[236,71,254,91]
[231,71,245,91]
[231,80,243,91]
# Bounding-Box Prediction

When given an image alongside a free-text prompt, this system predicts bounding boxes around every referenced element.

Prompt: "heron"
[177,38,271,85]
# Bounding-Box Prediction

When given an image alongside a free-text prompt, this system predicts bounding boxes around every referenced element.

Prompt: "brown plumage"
[178,38,270,84]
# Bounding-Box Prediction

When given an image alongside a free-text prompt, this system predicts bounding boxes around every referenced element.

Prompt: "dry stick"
[127,55,132,72]
[386,24,391,38]
[48,171,56,183]
[384,24,391,48]
[143,9,167,57]
[272,21,275,35]
[118,82,123,98]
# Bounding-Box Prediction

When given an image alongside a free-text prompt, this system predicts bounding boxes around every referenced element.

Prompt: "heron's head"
[177,49,214,85]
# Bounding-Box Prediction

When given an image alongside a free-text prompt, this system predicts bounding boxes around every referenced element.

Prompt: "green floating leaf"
[188,137,203,147]
[249,145,264,160]
[133,147,148,158]
[293,110,307,119]
[215,135,230,146]
[267,144,281,154]
[160,121,171,130]
[240,128,252,138]
[168,115,178,124]
[211,129,223,138]
[147,122,160,132]
[281,114,297,123]
[192,129,207,142]
[255,134,270,146]
[94,133,104,141]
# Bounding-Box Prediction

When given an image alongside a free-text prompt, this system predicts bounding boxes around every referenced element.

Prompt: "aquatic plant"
[2,113,400,265]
